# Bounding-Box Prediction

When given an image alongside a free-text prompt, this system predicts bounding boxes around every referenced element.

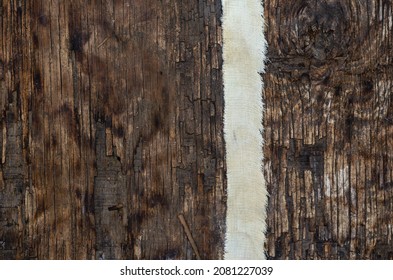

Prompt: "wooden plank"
[265,0,393,259]
[0,0,31,260]
[0,0,225,259]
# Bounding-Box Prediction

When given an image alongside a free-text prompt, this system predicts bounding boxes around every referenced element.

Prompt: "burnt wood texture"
[1,0,393,260]
[264,0,393,259]
[0,0,225,259]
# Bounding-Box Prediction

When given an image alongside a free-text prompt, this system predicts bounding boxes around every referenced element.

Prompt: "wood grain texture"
[264,0,393,259]
[0,0,225,260]
[3,0,393,260]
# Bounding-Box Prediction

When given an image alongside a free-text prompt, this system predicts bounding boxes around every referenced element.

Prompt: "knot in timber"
[288,0,350,64]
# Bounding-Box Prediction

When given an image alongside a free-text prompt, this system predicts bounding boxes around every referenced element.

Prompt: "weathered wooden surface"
[0,0,225,259]
[265,0,393,259]
[2,0,393,260]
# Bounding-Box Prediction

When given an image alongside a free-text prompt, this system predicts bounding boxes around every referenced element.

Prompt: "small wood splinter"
[178,214,201,260]
[97,36,109,49]
[108,203,123,211]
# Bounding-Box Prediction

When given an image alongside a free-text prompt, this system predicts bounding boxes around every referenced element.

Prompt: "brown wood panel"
[264,0,393,259]
[0,0,225,259]
[0,0,31,259]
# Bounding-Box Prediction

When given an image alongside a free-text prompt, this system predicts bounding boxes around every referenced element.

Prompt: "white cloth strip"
[222,0,267,260]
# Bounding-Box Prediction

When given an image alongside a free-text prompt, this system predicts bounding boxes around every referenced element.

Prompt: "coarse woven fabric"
[222,0,267,259]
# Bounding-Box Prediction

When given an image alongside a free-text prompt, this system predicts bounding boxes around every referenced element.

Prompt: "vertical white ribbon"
[222,0,267,259]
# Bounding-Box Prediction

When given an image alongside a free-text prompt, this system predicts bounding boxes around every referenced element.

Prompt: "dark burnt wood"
[264,0,393,259]
[0,0,225,260]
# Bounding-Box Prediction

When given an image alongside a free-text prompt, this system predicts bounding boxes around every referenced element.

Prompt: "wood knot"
[285,0,350,62]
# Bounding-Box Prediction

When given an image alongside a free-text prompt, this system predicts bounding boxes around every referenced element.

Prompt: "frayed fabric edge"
[222,0,267,260]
